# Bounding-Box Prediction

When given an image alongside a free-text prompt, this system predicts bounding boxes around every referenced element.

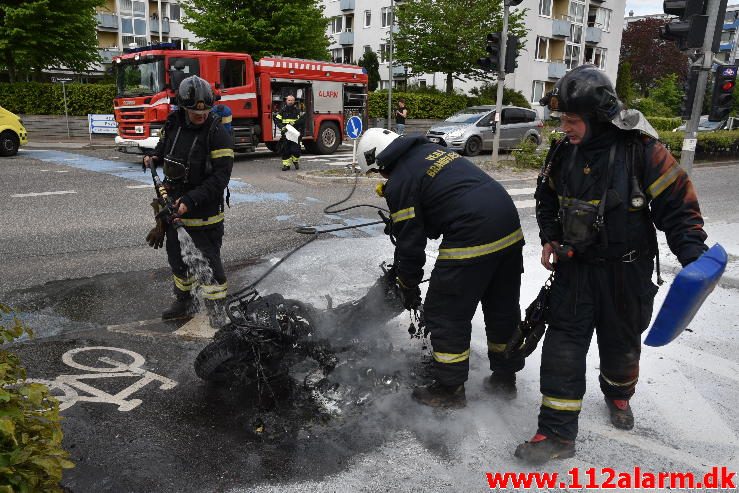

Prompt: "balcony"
[97,48,119,64]
[340,0,355,11]
[96,13,118,30]
[720,41,734,52]
[338,31,354,45]
[150,17,170,33]
[585,26,602,43]
[552,18,571,37]
[548,60,566,79]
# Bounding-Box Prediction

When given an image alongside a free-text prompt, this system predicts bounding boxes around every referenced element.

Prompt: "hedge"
[0,83,116,116]
[646,117,682,132]
[368,90,531,120]
[659,130,739,156]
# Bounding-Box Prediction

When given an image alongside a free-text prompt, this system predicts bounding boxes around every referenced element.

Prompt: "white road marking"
[506,187,536,196]
[11,190,77,198]
[173,313,217,339]
[126,184,153,189]
[32,346,177,412]
[40,169,70,173]
[512,199,536,209]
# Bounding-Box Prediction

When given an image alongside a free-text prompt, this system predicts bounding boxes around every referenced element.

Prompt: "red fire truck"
[112,45,368,155]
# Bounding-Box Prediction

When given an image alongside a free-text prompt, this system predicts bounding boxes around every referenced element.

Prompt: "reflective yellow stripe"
[282,118,298,124]
[487,342,507,353]
[210,149,234,159]
[179,213,224,227]
[220,115,232,124]
[647,164,681,199]
[390,206,416,223]
[600,372,638,388]
[201,283,228,300]
[542,395,582,411]
[437,228,524,261]
[275,114,283,120]
[433,349,470,364]
[173,275,195,292]
[558,195,600,206]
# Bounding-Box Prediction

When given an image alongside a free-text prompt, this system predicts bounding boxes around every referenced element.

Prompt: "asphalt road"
[1,144,738,492]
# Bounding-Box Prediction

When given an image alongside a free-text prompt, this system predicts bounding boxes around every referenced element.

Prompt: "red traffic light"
[721,81,735,91]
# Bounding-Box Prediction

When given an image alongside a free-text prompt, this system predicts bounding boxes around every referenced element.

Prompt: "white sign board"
[88,114,118,135]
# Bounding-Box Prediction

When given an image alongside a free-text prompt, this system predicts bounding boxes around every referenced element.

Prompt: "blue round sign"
[346,116,363,140]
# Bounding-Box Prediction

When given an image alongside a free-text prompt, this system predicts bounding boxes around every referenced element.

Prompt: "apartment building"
[94,0,197,71]
[321,0,625,117]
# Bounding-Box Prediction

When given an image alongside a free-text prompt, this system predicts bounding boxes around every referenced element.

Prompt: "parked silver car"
[426,105,543,156]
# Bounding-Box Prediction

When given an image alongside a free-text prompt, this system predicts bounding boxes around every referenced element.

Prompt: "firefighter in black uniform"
[144,75,234,325]
[273,95,304,171]
[356,128,526,408]
[515,65,708,464]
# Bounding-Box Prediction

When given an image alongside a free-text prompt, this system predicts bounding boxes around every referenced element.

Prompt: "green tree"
[358,51,380,91]
[181,0,330,60]
[616,61,635,107]
[0,0,102,83]
[393,0,525,94]
[651,74,683,116]
[468,82,531,108]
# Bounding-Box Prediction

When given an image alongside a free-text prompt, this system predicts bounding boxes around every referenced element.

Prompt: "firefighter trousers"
[537,255,659,441]
[281,140,301,168]
[165,222,228,301]
[423,245,525,386]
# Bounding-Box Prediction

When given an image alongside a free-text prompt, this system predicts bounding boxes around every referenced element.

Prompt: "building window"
[570,24,583,44]
[596,8,611,31]
[331,48,343,63]
[419,80,427,88]
[539,0,552,17]
[343,47,354,64]
[379,43,389,62]
[169,3,180,21]
[565,44,581,69]
[532,81,546,102]
[364,10,371,28]
[535,36,550,60]
[381,7,393,28]
[721,30,735,44]
[331,16,343,33]
[585,46,607,69]
[364,45,372,53]
[344,14,354,32]
[569,0,585,23]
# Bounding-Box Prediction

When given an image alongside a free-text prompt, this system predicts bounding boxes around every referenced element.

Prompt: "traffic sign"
[346,116,363,140]
[88,114,118,135]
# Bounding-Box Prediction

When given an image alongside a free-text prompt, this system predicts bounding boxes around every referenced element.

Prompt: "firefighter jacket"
[153,110,234,228]
[536,127,707,266]
[273,103,305,132]
[379,135,524,287]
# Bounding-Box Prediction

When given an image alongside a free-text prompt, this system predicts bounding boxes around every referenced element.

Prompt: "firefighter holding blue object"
[515,65,708,465]
[356,128,526,409]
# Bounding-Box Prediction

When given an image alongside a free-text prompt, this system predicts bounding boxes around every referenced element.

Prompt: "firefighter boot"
[514,434,576,465]
[282,165,290,171]
[483,371,517,400]
[605,397,634,430]
[411,381,466,409]
[292,156,300,170]
[162,292,193,320]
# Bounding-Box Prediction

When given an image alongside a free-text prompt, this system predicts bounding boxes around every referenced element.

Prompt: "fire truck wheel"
[0,131,20,157]
[314,122,341,155]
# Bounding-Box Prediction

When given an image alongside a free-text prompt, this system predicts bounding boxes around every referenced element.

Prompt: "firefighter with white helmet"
[357,128,525,408]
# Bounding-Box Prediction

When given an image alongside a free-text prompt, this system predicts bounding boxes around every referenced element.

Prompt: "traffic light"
[708,64,737,121]
[681,68,700,119]
[477,32,502,72]
[660,0,728,52]
[504,35,521,74]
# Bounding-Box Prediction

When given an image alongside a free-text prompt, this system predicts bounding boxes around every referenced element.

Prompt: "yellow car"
[0,106,28,156]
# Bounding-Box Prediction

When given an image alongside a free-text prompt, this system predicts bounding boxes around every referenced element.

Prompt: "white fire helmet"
[356,128,400,173]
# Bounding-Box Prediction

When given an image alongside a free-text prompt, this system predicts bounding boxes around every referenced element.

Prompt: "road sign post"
[346,116,364,169]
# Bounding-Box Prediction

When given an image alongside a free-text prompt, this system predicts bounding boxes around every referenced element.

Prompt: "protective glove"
[397,277,422,310]
[146,220,166,249]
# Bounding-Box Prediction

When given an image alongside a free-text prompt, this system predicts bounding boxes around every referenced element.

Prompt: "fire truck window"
[220,59,246,88]
[169,57,200,77]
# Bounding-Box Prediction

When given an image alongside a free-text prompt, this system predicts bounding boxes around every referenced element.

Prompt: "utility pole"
[679,0,723,175]
[491,1,510,166]
[387,0,395,131]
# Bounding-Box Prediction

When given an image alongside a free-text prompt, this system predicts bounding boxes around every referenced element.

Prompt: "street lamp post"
[387,0,394,131]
